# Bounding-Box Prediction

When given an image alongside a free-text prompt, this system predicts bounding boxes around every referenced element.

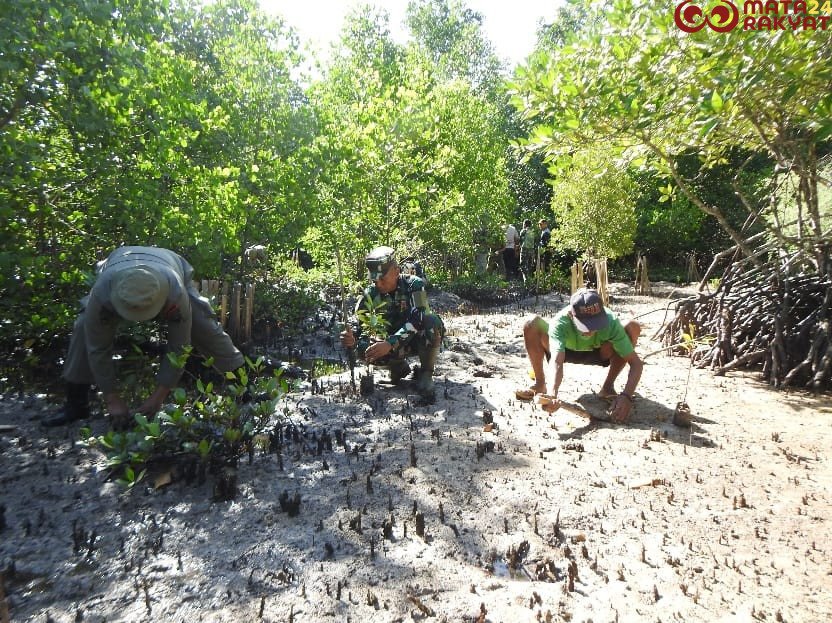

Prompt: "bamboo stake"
[635,255,652,295]
[570,262,584,294]
[221,282,229,328]
[244,283,254,342]
[594,258,608,305]
[231,283,242,341]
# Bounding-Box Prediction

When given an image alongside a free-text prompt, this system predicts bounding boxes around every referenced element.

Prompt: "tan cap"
[110,266,169,321]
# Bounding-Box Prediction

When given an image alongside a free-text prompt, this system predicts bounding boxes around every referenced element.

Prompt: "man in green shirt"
[518,218,537,282]
[521,288,643,423]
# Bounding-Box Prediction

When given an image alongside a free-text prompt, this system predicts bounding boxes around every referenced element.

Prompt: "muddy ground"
[1,283,830,622]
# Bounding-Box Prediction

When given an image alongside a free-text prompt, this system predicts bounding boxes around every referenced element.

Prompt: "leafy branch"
[81,356,288,494]
[356,297,390,341]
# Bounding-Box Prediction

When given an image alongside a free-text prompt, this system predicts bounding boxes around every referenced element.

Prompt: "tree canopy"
[1,0,829,356]
[511,0,832,271]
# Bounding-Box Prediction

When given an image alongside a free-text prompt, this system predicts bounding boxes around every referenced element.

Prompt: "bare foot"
[537,394,561,413]
[529,383,546,394]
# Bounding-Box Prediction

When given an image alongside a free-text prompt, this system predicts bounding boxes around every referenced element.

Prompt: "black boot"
[42,384,91,427]
[387,359,411,384]
[416,341,440,404]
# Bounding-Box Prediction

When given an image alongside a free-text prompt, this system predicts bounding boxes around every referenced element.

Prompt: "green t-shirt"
[548,308,634,357]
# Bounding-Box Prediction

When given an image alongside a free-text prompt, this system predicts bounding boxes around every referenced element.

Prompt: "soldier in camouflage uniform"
[340,246,444,402]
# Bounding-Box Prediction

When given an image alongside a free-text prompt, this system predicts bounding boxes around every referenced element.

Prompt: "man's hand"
[137,386,170,417]
[609,394,632,423]
[104,392,131,430]
[365,340,392,363]
[104,392,129,418]
[340,328,356,349]
[537,394,561,413]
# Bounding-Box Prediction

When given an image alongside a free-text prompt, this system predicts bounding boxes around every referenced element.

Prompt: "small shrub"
[447,272,510,304]
[81,354,289,492]
[250,258,343,339]
[526,265,569,295]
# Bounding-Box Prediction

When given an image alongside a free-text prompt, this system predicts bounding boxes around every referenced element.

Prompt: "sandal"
[515,385,545,401]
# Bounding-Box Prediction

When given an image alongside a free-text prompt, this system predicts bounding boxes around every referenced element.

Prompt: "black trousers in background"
[502,248,517,277]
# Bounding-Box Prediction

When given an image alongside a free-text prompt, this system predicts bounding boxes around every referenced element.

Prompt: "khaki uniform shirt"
[83,247,195,393]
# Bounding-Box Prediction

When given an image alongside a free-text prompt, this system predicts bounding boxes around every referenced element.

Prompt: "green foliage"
[82,356,288,490]
[629,149,773,263]
[1,0,531,356]
[308,358,345,378]
[356,297,390,340]
[637,196,704,255]
[511,0,831,271]
[405,0,503,94]
[533,2,593,51]
[446,271,512,304]
[632,169,707,260]
[528,265,570,295]
[550,147,638,259]
[0,0,169,342]
[0,0,313,343]
[248,257,341,338]
[306,0,514,278]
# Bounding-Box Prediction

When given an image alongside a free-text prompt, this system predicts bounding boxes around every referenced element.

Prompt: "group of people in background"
[499,217,552,281]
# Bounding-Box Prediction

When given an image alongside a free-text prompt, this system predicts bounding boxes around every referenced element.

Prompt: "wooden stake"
[594,258,609,305]
[244,283,254,342]
[220,281,229,328]
[231,283,242,341]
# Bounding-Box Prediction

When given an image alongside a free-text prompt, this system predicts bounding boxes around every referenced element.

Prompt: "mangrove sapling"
[355,297,390,395]
[674,323,712,428]
[81,354,288,494]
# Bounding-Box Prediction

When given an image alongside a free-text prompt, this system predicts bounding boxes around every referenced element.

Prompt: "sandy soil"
[1,283,831,623]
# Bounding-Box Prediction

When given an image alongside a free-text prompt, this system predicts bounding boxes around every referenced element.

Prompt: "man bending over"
[521,288,643,423]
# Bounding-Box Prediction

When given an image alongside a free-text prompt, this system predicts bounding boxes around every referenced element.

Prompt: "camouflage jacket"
[352,274,435,351]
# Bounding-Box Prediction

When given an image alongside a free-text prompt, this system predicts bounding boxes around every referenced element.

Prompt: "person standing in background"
[500,222,520,278]
[538,218,552,272]
[518,218,537,283]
